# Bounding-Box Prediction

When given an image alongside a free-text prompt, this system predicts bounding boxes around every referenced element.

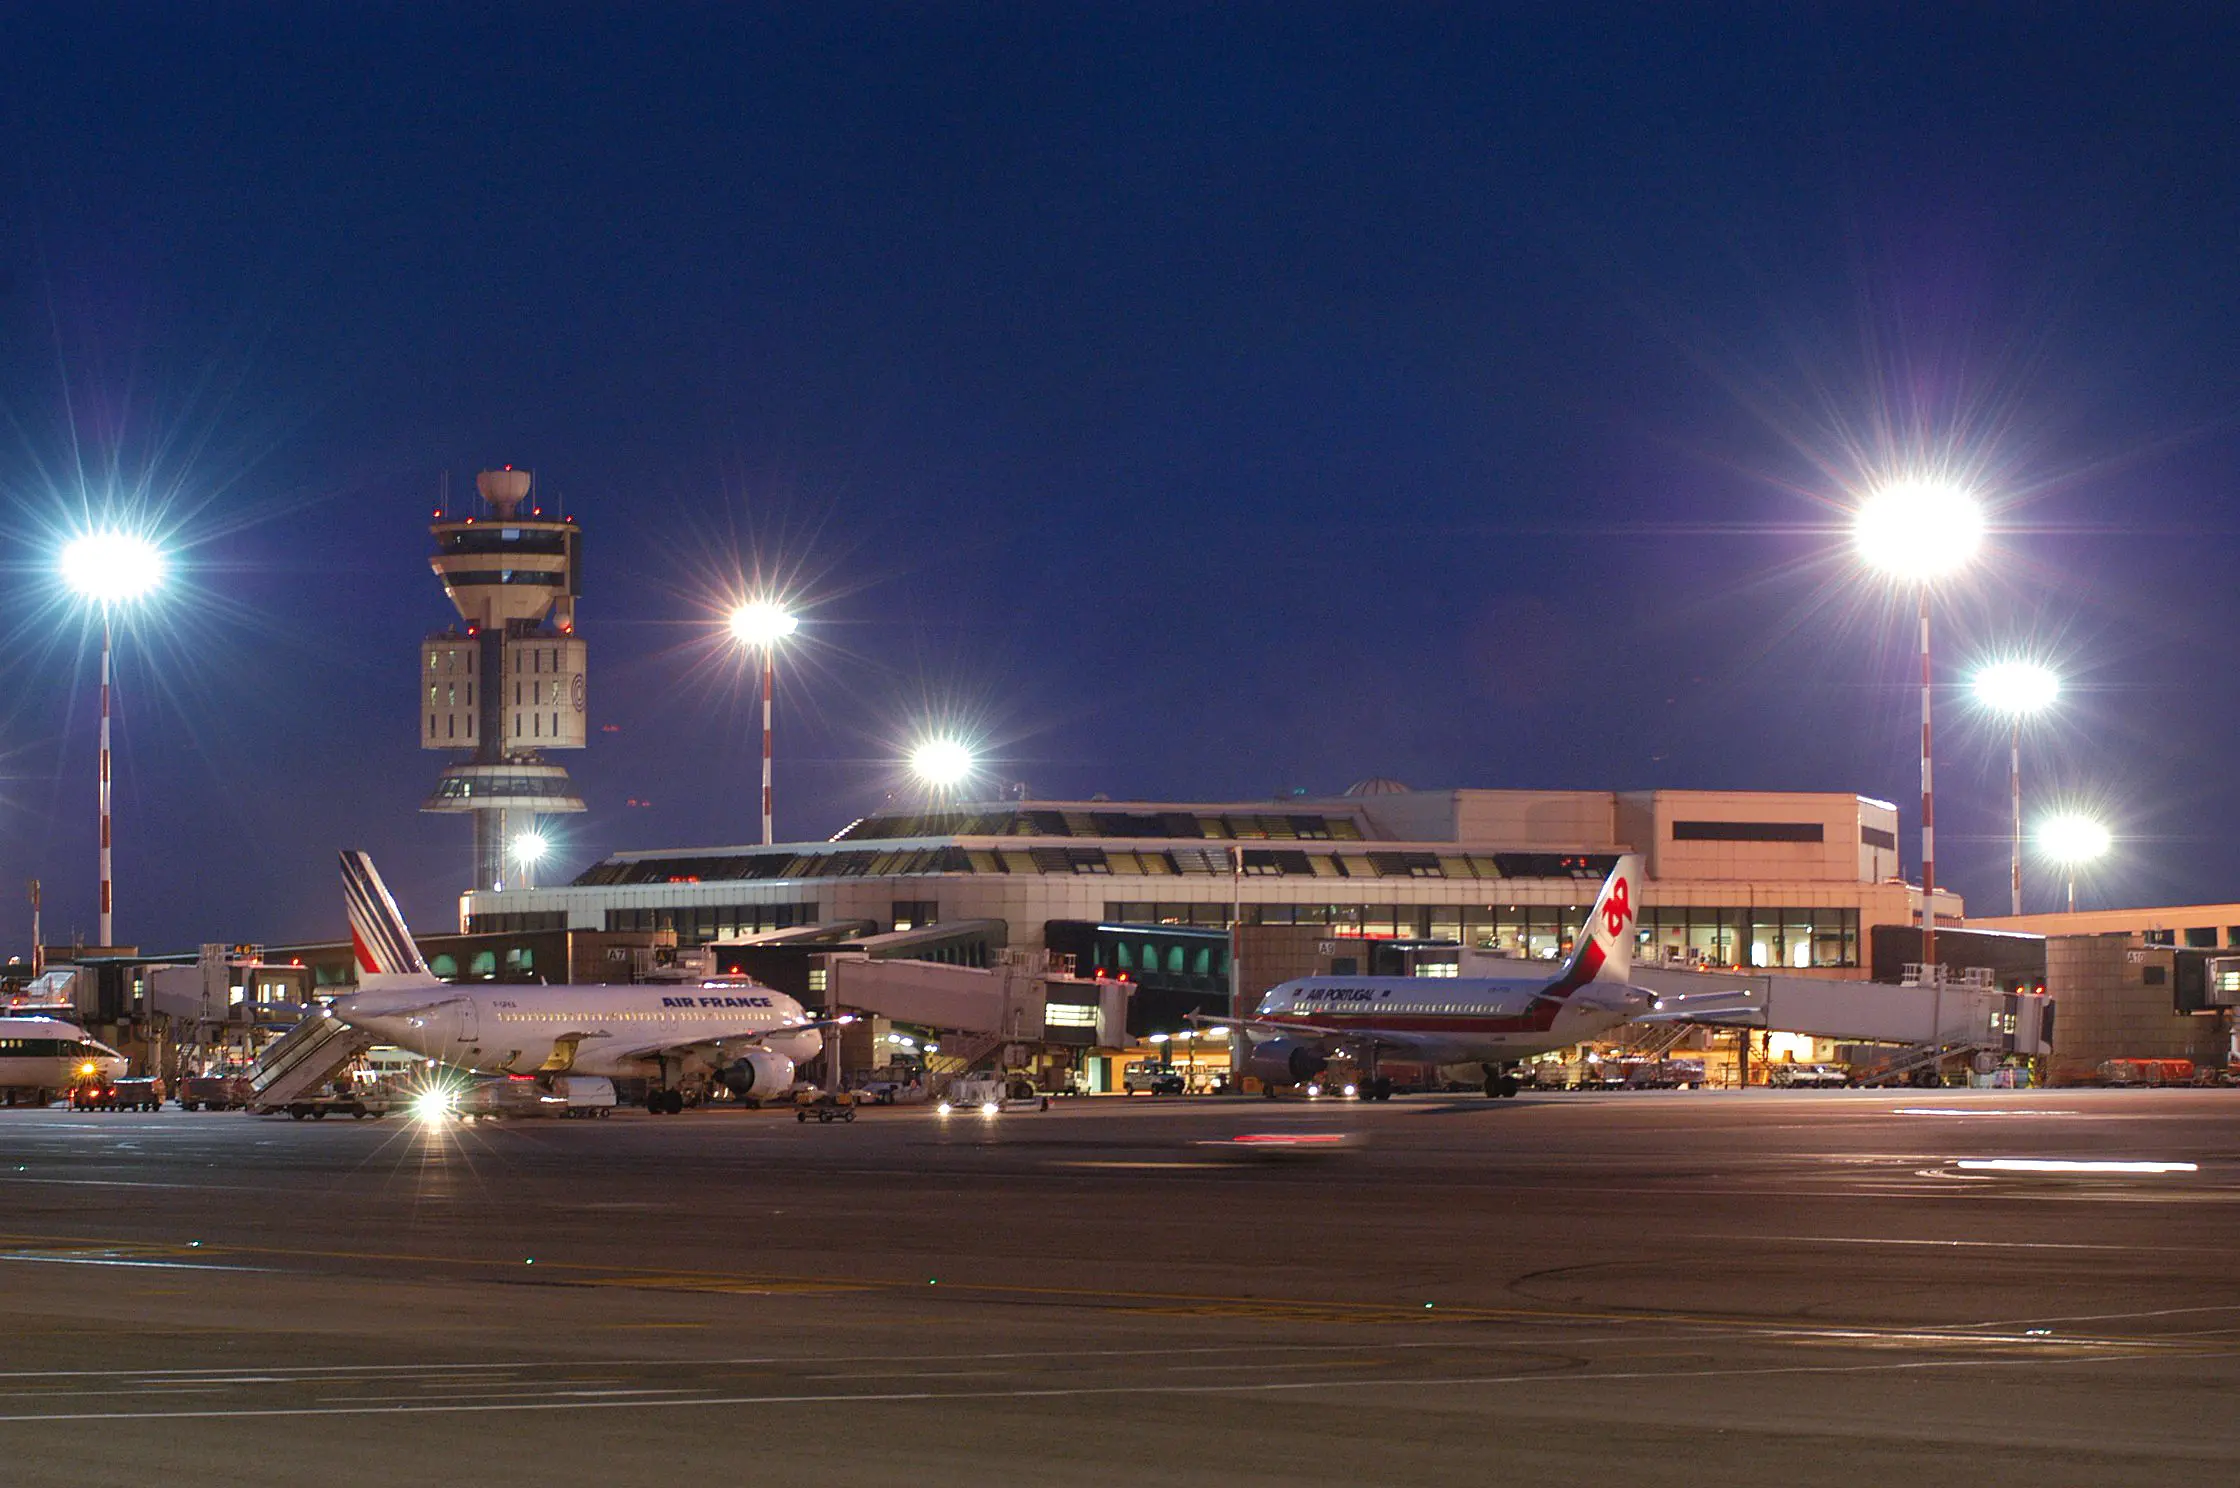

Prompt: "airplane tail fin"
[1547,853,1641,993]
[340,851,439,992]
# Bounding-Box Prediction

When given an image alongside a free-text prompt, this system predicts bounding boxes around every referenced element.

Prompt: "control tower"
[419,468,587,892]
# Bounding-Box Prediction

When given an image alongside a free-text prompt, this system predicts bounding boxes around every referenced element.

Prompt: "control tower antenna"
[419,466,587,894]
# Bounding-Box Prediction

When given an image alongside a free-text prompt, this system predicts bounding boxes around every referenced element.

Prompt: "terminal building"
[461,784,1957,1037]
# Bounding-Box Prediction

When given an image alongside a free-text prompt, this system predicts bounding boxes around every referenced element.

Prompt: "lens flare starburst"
[60,530,167,604]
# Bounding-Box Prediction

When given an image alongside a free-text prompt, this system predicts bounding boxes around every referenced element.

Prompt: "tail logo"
[1603,878,1631,938]
[339,851,432,981]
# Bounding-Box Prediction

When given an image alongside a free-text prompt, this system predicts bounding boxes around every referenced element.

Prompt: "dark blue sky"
[5,6,2239,948]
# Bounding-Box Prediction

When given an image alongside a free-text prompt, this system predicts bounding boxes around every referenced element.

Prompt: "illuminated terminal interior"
[467,783,1947,991]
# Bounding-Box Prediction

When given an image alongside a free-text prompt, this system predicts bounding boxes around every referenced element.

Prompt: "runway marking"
[0,1226,2222,1357]
[0,1350,2192,1424]
[577,1273,876,1297]
[0,1243,272,1274]
[0,1176,232,1191]
[1892,1108,2080,1117]
[1689,1234,2178,1253]
[315,1388,697,1404]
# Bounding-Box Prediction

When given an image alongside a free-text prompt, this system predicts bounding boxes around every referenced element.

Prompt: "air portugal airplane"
[1220,854,1664,1100]
[331,852,823,1114]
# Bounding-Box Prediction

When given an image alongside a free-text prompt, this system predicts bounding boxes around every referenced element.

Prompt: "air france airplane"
[1204,854,1737,1099]
[329,851,823,1113]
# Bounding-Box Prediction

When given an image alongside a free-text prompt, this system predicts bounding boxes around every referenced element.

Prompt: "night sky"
[6,7,2240,950]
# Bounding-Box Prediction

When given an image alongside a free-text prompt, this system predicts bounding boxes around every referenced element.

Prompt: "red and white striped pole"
[2009,717,2023,917]
[1917,586,1936,973]
[98,614,114,948]
[760,643,776,846]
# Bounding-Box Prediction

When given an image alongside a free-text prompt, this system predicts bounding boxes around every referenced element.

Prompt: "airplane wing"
[602,1014,852,1065]
[1186,1011,1443,1056]
[1630,989,1764,1026]
[1185,1011,1356,1040]
[337,993,472,1019]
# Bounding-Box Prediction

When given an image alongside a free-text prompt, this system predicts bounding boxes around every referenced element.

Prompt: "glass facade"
[600,902,822,942]
[1102,902,1862,967]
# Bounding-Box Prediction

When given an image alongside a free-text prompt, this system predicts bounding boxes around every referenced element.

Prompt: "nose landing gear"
[1482,1063,1520,1099]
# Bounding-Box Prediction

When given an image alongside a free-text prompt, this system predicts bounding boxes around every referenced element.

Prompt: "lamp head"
[61,531,166,605]
[1973,660,2060,717]
[728,600,799,648]
[2038,814,2111,865]
[1852,479,1984,581]
[909,737,975,789]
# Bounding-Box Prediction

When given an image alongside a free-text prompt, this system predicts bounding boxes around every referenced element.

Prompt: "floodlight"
[2038,814,2111,864]
[1852,479,1984,580]
[60,530,166,605]
[1973,660,2059,717]
[727,600,799,648]
[909,737,975,788]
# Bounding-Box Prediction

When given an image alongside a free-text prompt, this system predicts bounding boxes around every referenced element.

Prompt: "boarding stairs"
[1618,1022,1694,1060]
[1852,1038,1991,1089]
[922,1031,1009,1096]
[248,1010,376,1109]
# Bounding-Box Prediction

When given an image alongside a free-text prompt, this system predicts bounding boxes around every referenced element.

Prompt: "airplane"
[1197,853,1747,1099]
[0,1015,127,1105]
[329,851,825,1114]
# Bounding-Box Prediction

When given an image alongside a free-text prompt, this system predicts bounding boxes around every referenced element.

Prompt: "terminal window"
[1672,821,1824,843]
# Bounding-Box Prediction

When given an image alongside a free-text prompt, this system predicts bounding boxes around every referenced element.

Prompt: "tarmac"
[0,1086,2235,1486]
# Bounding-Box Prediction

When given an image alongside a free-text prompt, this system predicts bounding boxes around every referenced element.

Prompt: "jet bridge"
[811,951,1128,1048]
[1629,963,2053,1063]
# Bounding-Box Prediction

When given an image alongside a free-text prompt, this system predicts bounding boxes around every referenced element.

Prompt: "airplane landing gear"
[1482,1063,1520,1099]
[645,1088,685,1115]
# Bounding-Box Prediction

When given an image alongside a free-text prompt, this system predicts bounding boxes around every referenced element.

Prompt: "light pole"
[2039,814,2111,913]
[60,531,166,948]
[728,600,799,845]
[1853,479,1983,977]
[1972,660,2060,915]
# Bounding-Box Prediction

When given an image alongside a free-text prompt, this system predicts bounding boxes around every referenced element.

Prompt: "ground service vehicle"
[259,1084,394,1120]
[1123,1061,1185,1094]
[178,1074,252,1110]
[1770,1063,1852,1088]
[2098,1058,2198,1087]
[73,1077,163,1111]
[795,1089,858,1123]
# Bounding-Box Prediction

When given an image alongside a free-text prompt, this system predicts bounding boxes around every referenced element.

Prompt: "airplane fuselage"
[334,982,823,1080]
[1252,974,1649,1065]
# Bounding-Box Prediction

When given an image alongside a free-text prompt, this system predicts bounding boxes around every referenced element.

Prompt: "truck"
[451,1074,617,1121]
[2096,1058,2199,1087]
[254,1076,397,1120]
[70,1076,165,1111]
[177,1074,253,1111]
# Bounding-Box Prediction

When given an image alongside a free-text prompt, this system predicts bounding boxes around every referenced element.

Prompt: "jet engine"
[719,1048,798,1099]
[1245,1037,1328,1088]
